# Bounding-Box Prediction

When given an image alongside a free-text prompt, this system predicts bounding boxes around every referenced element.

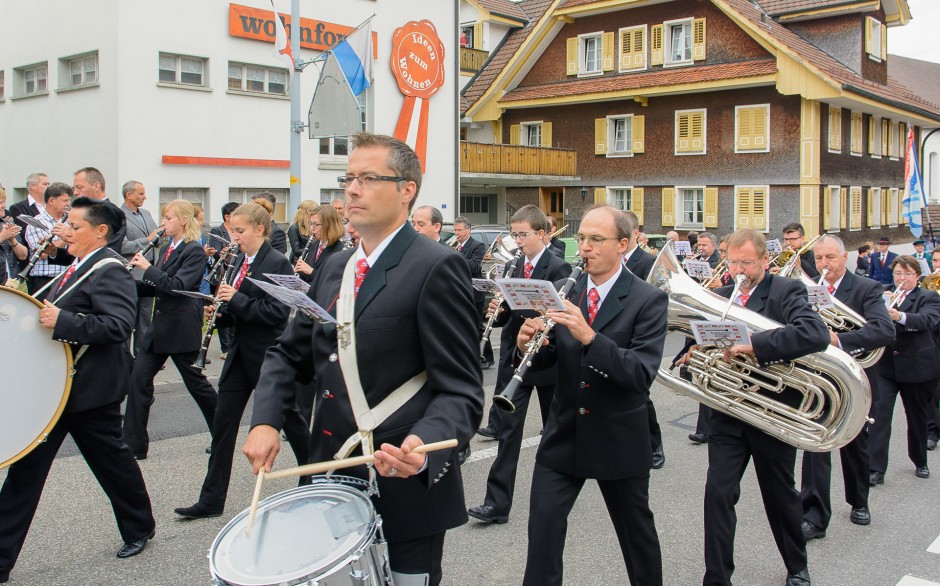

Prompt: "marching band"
[2,137,940,586]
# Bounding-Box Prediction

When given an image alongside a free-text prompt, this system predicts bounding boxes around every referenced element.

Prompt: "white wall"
[924,131,940,204]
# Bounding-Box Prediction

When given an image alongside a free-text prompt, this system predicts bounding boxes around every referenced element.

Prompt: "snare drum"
[0,285,72,469]
[210,476,391,586]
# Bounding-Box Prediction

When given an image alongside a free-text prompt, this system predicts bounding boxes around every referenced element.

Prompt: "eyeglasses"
[509,231,535,240]
[310,222,322,228]
[336,175,405,188]
[575,234,620,245]
[893,271,918,278]
[727,259,761,268]
[782,236,802,243]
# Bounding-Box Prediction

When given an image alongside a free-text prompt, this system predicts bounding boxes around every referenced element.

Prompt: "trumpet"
[494,258,587,412]
[127,227,165,270]
[193,244,240,371]
[770,234,822,268]
[886,288,907,310]
[19,213,69,280]
[480,249,523,360]
[702,259,728,289]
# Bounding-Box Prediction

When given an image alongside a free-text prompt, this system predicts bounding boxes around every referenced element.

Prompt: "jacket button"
[322,390,331,398]
[578,407,586,415]
[329,353,338,362]
[579,381,585,388]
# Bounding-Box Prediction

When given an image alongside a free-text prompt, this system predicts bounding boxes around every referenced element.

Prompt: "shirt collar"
[524,247,545,270]
[827,272,846,292]
[587,264,623,309]
[355,222,407,267]
[72,246,106,270]
[623,244,638,264]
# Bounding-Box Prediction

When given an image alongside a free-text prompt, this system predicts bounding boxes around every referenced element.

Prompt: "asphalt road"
[2,333,939,585]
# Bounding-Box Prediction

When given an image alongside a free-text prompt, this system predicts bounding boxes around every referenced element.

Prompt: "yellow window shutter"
[866,188,873,226]
[632,115,645,154]
[595,118,607,154]
[677,113,690,153]
[620,29,633,69]
[823,187,831,230]
[651,25,664,66]
[882,119,889,155]
[840,188,847,228]
[868,116,875,154]
[634,27,646,68]
[829,107,841,151]
[880,24,887,59]
[899,189,906,224]
[473,23,483,50]
[602,32,615,71]
[737,108,753,151]
[690,111,705,152]
[541,122,553,148]
[632,187,645,226]
[510,124,520,146]
[882,189,889,225]
[865,17,873,55]
[900,122,907,151]
[662,187,675,226]
[736,187,751,228]
[704,187,718,228]
[752,188,767,230]
[692,18,706,61]
[753,106,768,149]
[566,37,578,76]
[594,187,607,205]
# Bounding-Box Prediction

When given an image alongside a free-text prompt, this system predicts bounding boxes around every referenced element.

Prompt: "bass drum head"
[211,483,377,586]
[0,286,72,469]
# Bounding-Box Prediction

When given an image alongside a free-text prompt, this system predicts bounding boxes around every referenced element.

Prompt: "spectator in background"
[856,244,871,276]
[868,237,898,287]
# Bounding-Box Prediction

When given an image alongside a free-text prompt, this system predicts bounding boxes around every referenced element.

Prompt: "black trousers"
[800,428,870,529]
[647,398,663,453]
[388,532,445,586]
[123,349,217,457]
[926,379,940,442]
[523,463,662,586]
[217,326,235,354]
[870,376,934,472]
[132,296,154,359]
[0,401,154,580]
[704,429,807,586]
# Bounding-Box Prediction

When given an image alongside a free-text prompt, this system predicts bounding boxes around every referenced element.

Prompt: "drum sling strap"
[34,257,125,367]
[334,253,427,462]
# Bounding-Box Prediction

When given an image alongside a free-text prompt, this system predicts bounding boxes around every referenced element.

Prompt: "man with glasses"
[867,237,897,287]
[679,229,828,586]
[517,206,666,586]
[470,204,571,525]
[245,133,483,586]
[411,205,443,242]
[453,217,490,368]
[774,222,819,279]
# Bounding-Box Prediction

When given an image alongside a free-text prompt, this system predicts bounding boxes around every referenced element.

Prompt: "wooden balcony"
[460,47,489,73]
[460,142,577,177]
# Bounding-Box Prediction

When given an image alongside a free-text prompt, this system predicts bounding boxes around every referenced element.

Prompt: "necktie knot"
[524,262,534,279]
[315,241,325,261]
[354,259,370,297]
[827,284,835,295]
[738,293,750,306]
[162,243,175,264]
[587,287,600,325]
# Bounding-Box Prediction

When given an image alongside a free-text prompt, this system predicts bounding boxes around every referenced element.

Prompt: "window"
[460,25,474,49]
[870,116,881,158]
[619,26,646,71]
[849,186,862,230]
[850,111,863,155]
[735,186,768,231]
[888,120,898,159]
[524,123,542,147]
[159,53,208,87]
[159,188,208,217]
[828,106,842,153]
[319,91,368,166]
[229,188,288,223]
[823,186,843,231]
[228,62,288,96]
[666,20,692,64]
[881,119,890,158]
[677,187,705,229]
[735,105,769,153]
[866,17,886,61]
[595,116,644,156]
[612,118,630,154]
[568,32,613,75]
[607,187,645,224]
[582,33,602,75]
[676,109,706,155]
[460,194,490,214]
[899,122,908,156]
[659,18,705,66]
[889,188,900,226]
[60,53,98,90]
[14,63,48,98]
[868,187,882,228]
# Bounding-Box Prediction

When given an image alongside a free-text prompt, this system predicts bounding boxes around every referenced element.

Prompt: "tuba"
[648,245,870,451]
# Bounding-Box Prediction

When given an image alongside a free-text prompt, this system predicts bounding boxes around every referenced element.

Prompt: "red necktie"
[458,242,463,252]
[315,242,324,262]
[232,260,250,290]
[354,259,369,297]
[524,262,534,279]
[587,287,600,325]
[881,254,886,267]
[738,293,750,306]
[827,284,835,295]
[56,265,76,294]
[162,243,175,264]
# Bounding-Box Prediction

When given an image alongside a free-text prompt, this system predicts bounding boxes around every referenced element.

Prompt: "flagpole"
[289,0,302,215]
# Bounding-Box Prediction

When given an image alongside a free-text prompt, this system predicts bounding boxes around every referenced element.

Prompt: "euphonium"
[647,244,870,451]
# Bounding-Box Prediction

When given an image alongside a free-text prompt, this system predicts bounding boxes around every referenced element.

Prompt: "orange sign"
[229,3,376,54]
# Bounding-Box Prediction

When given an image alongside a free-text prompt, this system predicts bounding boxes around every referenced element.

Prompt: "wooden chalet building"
[460,0,940,244]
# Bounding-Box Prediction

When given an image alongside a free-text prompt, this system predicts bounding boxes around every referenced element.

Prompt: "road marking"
[929,534,940,555]
[896,577,940,586]
[466,435,541,464]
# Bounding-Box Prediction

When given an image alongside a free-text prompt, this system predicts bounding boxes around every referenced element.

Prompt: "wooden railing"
[460,47,489,73]
[460,142,577,176]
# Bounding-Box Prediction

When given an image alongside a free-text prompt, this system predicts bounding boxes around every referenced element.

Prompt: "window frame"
[607,186,634,212]
[520,121,544,147]
[868,17,883,62]
[607,115,634,157]
[675,108,707,156]
[57,51,99,93]
[578,32,604,77]
[158,188,209,219]
[227,61,289,98]
[618,25,648,73]
[849,186,862,231]
[675,185,705,230]
[828,185,843,231]
[13,62,49,100]
[734,104,770,154]
[663,18,694,67]
[870,187,882,229]
[157,52,210,90]
[229,188,289,223]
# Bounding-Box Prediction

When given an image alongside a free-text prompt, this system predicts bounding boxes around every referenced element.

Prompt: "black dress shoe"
[801,520,825,540]
[928,438,938,451]
[688,432,707,444]
[480,359,495,370]
[869,471,884,486]
[174,503,224,520]
[467,504,508,524]
[134,453,147,461]
[476,426,498,440]
[850,507,871,526]
[117,530,155,558]
[785,568,810,586]
[915,466,930,479]
[457,444,471,466]
[205,446,212,455]
[651,447,665,470]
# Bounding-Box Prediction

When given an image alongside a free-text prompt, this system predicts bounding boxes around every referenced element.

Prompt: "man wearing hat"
[913,240,933,272]
[868,237,898,287]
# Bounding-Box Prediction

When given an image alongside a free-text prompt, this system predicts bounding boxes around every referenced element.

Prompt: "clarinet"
[192,244,240,371]
[493,258,587,413]
[204,241,237,285]
[126,227,166,270]
[480,249,524,359]
[18,214,68,280]
[294,224,317,274]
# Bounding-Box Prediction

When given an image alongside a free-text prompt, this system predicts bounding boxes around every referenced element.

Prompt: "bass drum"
[0,285,72,469]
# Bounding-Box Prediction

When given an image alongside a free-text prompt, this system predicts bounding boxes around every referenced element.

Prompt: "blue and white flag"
[902,128,927,238]
[334,22,373,96]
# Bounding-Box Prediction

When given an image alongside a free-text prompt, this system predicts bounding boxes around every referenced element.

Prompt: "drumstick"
[244,439,458,536]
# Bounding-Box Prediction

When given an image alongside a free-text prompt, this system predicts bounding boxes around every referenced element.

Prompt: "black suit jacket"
[548,237,566,259]
[456,237,486,304]
[251,223,483,542]
[269,223,288,255]
[216,242,292,388]
[137,240,207,354]
[624,247,656,281]
[8,200,40,234]
[298,240,344,284]
[287,222,310,264]
[704,250,721,269]
[48,248,136,413]
[832,272,894,362]
[494,250,573,387]
[709,273,829,436]
[799,250,820,280]
[531,269,667,479]
[877,286,940,383]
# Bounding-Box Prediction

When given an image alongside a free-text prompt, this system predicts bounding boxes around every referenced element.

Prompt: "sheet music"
[246,277,336,323]
[495,278,566,313]
[263,273,311,293]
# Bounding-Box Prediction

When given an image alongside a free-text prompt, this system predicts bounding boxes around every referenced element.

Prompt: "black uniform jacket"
[492,250,572,386]
[624,247,656,280]
[709,273,829,436]
[137,240,206,354]
[269,223,288,255]
[251,223,484,542]
[832,272,894,362]
[287,222,308,264]
[456,236,486,304]
[215,242,292,388]
[48,247,136,413]
[298,239,344,284]
[549,237,566,259]
[799,250,820,280]
[877,285,940,383]
[529,269,667,479]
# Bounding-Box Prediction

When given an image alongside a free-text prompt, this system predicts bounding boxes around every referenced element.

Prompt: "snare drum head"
[211,484,377,586]
[0,286,72,469]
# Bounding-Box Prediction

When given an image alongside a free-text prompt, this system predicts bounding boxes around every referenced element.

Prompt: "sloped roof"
[888,55,940,112]
[758,0,859,16]
[476,0,528,22]
[500,59,777,102]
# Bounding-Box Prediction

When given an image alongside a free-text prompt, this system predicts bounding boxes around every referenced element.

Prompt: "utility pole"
[289,0,303,213]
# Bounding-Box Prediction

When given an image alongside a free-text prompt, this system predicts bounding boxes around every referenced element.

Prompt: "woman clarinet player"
[174,203,310,519]
[124,199,218,460]
[293,204,345,283]
[287,200,318,264]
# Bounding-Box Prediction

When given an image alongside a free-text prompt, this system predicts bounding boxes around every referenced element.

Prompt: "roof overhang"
[554,0,674,18]
[774,1,880,23]
[460,173,581,187]
[465,0,529,26]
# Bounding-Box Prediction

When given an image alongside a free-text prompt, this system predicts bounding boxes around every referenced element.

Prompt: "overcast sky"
[888,0,940,63]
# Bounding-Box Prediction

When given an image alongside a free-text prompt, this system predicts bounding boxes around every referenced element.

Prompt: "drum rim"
[0,285,73,469]
[210,483,379,585]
